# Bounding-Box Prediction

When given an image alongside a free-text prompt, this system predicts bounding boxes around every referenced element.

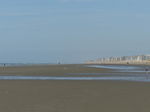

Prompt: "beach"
[0,64,150,112]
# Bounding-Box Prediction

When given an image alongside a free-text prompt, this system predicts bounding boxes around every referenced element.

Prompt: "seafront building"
[84,54,150,64]
[98,54,150,62]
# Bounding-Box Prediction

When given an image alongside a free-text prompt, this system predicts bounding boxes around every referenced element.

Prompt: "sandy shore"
[0,64,150,112]
[0,64,112,76]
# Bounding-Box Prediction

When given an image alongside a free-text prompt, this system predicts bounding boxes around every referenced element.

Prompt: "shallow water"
[86,65,139,70]
[0,75,149,82]
[85,64,145,72]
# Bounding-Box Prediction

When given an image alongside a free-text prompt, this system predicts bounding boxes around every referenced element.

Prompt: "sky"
[0,0,150,63]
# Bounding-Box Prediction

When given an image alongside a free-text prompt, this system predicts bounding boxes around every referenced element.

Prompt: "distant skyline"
[0,0,150,63]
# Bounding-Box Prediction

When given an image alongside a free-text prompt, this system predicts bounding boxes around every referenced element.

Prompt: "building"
[96,54,150,62]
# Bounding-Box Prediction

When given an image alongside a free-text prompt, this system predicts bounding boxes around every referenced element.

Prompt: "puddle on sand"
[0,75,149,82]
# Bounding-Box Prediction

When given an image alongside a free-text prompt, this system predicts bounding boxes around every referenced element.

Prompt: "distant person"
[146,67,148,74]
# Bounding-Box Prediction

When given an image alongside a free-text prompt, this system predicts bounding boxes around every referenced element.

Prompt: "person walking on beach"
[146,67,148,74]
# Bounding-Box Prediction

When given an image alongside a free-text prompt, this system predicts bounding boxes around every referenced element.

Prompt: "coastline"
[0,64,150,112]
[84,60,150,65]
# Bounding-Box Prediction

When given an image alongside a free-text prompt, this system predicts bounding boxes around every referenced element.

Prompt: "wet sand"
[0,64,150,112]
[0,64,112,76]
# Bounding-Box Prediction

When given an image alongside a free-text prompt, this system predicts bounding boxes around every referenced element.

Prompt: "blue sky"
[0,0,150,63]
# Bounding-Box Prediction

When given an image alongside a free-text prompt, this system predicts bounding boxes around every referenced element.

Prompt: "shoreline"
[0,64,149,111]
[84,60,150,65]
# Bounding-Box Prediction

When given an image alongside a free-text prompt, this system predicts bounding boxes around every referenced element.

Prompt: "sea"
[0,63,57,66]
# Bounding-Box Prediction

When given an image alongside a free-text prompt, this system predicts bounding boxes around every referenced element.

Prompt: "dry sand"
[0,64,149,112]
